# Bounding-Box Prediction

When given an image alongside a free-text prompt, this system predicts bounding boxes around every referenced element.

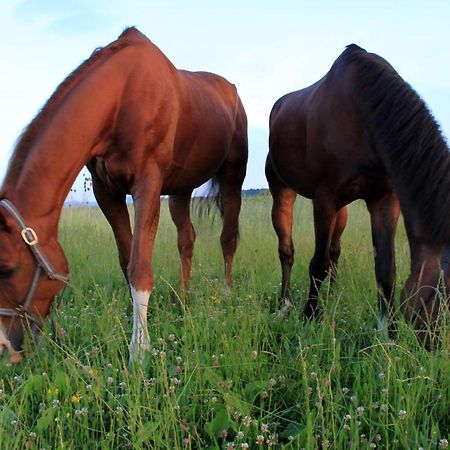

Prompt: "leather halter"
[0,199,70,327]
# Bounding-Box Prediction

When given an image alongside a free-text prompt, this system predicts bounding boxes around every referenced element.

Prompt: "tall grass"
[0,196,448,449]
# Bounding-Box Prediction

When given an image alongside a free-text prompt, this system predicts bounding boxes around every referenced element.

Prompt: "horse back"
[92,41,246,195]
[268,55,385,200]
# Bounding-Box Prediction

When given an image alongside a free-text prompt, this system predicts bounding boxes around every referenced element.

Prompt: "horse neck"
[3,90,117,240]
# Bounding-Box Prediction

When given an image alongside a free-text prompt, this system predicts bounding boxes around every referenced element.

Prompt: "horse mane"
[341,44,450,245]
[1,30,133,192]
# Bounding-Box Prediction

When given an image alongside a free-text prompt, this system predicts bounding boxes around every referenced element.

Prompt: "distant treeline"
[242,188,270,197]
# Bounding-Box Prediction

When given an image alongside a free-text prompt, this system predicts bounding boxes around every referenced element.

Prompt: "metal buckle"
[21,227,39,246]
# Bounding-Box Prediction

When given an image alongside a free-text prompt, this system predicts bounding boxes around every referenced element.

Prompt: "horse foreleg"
[169,193,195,296]
[304,197,337,320]
[267,171,297,313]
[330,206,348,282]
[366,193,400,338]
[128,175,162,363]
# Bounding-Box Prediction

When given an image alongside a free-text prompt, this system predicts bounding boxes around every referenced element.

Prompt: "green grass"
[0,196,449,449]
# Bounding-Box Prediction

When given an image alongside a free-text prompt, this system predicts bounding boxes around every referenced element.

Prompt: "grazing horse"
[0,27,248,363]
[266,44,450,344]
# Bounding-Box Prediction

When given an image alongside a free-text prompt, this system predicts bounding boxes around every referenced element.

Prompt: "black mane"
[341,44,450,245]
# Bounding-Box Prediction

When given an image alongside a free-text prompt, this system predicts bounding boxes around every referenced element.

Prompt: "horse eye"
[0,268,14,279]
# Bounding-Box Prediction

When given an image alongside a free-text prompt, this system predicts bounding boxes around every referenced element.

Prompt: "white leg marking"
[129,286,151,363]
[377,313,387,333]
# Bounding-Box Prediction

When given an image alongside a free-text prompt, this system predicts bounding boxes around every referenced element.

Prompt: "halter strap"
[0,199,69,326]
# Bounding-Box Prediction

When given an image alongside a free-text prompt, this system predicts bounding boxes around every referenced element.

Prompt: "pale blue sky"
[1,0,449,197]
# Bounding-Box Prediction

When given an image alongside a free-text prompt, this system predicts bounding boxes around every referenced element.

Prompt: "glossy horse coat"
[0,28,248,362]
[267,44,450,344]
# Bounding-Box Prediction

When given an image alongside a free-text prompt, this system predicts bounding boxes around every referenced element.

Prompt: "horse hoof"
[277,298,294,316]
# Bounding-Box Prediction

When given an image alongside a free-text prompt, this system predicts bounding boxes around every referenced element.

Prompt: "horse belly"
[269,150,318,199]
[162,140,230,194]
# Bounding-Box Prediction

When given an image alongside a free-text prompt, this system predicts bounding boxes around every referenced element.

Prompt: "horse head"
[0,200,69,363]
[400,244,450,348]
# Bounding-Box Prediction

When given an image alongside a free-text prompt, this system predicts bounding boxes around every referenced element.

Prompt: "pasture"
[0,195,448,449]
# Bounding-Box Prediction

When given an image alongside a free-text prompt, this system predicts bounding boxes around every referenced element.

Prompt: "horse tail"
[192,177,223,220]
[343,45,450,245]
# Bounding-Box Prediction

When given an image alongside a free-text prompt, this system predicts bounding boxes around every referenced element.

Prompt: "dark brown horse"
[0,27,248,363]
[266,44,450,344]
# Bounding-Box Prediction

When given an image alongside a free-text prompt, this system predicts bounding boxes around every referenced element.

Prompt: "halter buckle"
[21,227,39,246]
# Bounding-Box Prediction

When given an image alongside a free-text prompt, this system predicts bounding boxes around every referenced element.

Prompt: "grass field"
[0,195,448,449]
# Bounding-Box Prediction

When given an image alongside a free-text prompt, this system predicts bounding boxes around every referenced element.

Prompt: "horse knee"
[279,244,294,267]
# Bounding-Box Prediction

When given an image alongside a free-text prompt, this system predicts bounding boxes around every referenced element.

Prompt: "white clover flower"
[242,416,252,427]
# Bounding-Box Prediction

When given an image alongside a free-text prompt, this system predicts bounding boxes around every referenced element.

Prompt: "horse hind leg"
[169,193,196,298]
[304,197,338,320]
[88,165,132,280]
[329,206,348,283]
[266,160,297,313]
[217,136,247,294]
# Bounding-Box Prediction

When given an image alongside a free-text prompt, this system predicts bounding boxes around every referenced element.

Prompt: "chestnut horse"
[0,28,248,363]
[266,44,450,344]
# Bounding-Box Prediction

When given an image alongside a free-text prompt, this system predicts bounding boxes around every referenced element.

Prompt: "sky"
[0,0,449,200]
